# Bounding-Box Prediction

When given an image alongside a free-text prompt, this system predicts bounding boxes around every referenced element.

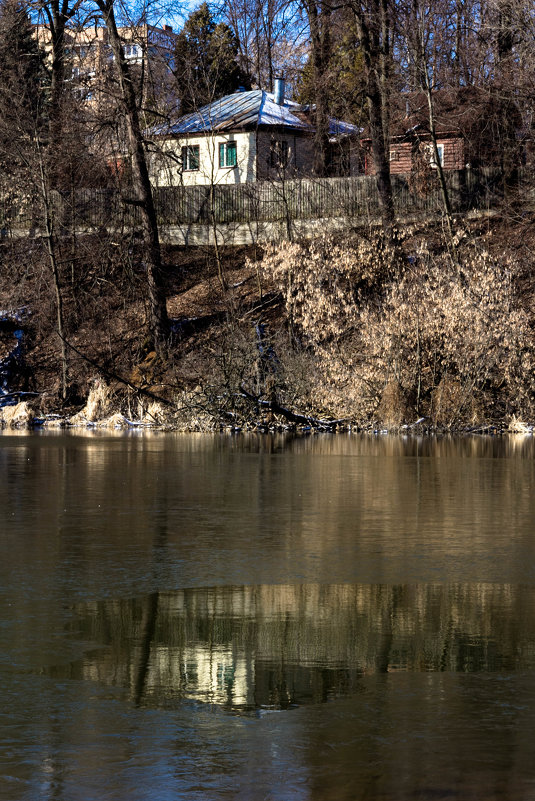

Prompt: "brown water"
[1,431,535,800]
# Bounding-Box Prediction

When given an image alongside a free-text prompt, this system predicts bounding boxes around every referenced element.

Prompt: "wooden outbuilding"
[362,87,523,177]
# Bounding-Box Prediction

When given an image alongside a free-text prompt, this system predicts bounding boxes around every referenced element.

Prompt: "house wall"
[385,142,413,174]
[366,137,465,175]
[152,128,361,187]
[256,130,315,180]
[255,131,360,180]
[150,132,257,186]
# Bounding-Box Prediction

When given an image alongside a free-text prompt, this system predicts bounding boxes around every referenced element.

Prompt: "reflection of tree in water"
[50,582,535,712]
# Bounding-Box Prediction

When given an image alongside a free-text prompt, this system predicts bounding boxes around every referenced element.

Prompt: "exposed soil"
[0,238,273,423]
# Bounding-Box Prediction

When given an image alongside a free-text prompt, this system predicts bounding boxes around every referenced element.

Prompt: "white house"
[148,79,361,187]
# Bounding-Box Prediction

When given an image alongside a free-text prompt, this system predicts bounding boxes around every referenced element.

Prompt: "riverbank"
[2,214,535,433]
[1,411,531,435]
[1,386,533,436]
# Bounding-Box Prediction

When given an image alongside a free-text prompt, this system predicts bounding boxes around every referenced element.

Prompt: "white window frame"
[426,142,444,168]
[123,43,142,61]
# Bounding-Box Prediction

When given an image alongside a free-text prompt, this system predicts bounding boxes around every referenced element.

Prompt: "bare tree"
[0,0,73,398]
[349,0,395,229]
[398,0,455,235]
[302,0,332,175]
[221,0,306,92]
[32,0,87,180]
[91,0,169,345]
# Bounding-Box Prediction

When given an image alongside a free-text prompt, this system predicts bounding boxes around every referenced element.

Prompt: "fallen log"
[240,386,348,431]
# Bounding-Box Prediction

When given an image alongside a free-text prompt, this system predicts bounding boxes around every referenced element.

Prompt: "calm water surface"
[1,431,535,800]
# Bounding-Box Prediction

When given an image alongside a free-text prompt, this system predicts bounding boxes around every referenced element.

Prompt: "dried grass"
[257,233,535,426]
[97,413,130,428]
[507,416,533,434]
[375,381,411,428]
[70,378,113,423]
[140,401,169,425]
[0,401,34,427]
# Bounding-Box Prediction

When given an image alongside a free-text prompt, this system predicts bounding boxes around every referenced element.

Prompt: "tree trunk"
[410,0,455,248]
[423,73,453,222]
[98,0,169,345]
[496,0,519,199]
[38,150,68,400]
[354,1,395,230]
[305,0,331,177]
[40,0,77,187]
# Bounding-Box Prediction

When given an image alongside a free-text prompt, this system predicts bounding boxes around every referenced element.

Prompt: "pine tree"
[297,14,366,126]
[174,3,249,113]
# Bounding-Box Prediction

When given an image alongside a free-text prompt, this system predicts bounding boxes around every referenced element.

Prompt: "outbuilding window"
[219,141,237,168]
[426,142,444,168]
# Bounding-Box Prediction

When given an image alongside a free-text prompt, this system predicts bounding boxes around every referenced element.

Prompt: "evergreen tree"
[174,3,249,113]
[297,16,366,126]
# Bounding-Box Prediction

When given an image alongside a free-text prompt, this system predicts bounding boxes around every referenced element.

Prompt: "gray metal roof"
[150,90,361,138]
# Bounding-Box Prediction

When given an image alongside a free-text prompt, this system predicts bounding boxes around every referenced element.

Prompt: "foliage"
[257,234,399,343]
[174,3,250,113]
[296,17,366,125]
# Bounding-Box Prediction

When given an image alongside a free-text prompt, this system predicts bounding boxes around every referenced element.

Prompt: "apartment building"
[36,23,179,115]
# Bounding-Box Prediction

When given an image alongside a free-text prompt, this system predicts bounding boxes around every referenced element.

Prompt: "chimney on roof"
[274,77,285,105]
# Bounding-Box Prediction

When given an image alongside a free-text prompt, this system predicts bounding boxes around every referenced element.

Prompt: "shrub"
[257,233,535,426]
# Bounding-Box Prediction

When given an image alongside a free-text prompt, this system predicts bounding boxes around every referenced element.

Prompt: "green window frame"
[219,141,237,168]
[181,145,200,171]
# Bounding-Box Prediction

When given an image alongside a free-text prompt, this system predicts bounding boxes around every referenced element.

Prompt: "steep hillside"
[1,215,535,431]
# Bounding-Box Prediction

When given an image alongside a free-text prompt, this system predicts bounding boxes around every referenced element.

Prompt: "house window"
[181,145,200,171]
[389,149,399,162]
[219,141,237,168]
[327,140,350,176]
[270,140,289,169]
[426,142,444,168]
[123,44,142,60]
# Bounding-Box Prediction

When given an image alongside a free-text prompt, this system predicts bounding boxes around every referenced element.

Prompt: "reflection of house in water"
[150,641,256,708]
[51,582,535,712]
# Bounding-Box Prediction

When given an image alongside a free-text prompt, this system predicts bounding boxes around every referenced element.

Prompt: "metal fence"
[0,167,524,237]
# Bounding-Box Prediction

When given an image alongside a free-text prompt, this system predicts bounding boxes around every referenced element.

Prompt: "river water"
[1,431,535,801]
